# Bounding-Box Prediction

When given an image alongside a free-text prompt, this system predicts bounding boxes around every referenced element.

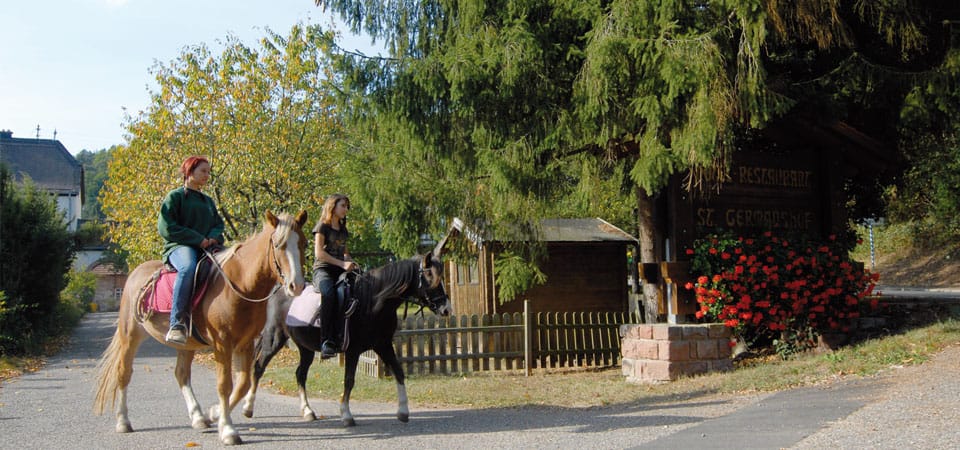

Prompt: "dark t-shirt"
[312,222,348,272]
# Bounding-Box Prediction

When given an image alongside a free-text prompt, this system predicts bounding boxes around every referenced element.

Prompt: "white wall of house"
[56,193,82,231]
[73,249,104,272]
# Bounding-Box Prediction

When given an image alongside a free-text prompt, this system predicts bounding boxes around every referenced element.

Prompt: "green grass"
[256,319,960,409]
[851,221,914,266]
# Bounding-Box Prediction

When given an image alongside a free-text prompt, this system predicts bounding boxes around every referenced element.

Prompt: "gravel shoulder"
[791,342,960,449]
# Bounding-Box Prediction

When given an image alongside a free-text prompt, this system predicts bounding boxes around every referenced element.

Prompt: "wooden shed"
[440,217,638,316]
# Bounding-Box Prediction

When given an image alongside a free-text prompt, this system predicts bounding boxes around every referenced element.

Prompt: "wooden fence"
[358,301,641,378]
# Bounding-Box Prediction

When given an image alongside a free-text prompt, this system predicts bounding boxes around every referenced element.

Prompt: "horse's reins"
[202,231,289,303]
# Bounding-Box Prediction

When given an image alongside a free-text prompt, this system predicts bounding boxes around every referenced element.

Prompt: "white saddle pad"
[285,284,323,328]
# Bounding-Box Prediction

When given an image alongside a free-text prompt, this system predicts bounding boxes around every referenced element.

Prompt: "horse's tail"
[92,325,125,415]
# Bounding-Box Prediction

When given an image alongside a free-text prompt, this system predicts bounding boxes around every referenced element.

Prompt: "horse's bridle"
[204,228,293,303]
[413,264,449,314]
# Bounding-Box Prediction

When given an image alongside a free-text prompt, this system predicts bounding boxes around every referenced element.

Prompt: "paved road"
[0,312,952,449]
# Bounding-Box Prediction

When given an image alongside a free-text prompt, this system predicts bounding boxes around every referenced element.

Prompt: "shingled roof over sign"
[0,130,84,199]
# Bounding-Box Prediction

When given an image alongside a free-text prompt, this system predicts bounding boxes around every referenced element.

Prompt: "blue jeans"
[168,245,200,331]
[313,268,341,343]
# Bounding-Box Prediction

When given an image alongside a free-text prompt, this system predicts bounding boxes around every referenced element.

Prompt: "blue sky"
[0,0,381,154]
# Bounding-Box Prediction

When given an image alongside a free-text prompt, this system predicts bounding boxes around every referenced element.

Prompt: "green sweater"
[157,186,225,262]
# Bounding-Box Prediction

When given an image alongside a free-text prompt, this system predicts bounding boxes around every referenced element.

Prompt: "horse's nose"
[439,302,453,317]
[286,278,304,297]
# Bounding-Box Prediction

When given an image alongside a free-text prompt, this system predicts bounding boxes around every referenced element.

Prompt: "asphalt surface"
[0,309,955,449]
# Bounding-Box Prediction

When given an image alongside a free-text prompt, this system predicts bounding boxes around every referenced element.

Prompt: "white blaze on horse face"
[282,232,305,296]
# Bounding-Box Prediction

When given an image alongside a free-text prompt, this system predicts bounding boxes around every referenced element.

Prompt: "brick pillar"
[620,323,733,383]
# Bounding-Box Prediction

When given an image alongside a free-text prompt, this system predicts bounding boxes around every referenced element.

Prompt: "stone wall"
[620,323,734,383]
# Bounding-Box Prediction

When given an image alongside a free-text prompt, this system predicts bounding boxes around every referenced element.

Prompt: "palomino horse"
[94,210,308,445]
[242,251,453,426]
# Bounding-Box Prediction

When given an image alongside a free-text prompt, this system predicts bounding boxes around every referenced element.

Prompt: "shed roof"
[538,218,637,242]
[0,131,84,196]
[439,217,637,252]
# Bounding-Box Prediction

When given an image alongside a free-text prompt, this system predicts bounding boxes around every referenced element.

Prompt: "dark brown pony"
[94,211,308,445]
[242,251,452,426]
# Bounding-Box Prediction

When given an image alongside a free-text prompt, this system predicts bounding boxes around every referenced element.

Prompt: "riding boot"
[319,294,339,359]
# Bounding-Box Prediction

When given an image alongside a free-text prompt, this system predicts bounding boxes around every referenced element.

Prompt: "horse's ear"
[295,210,308,228]
[421,253,431,270]
[265,210,279,228]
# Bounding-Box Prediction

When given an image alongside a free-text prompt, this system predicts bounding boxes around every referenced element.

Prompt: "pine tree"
[318,0,956,300]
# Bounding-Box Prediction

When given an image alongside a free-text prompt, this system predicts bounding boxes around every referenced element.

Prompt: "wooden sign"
[670,150,830,255]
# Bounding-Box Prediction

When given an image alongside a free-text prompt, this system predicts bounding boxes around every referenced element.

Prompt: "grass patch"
[255,319,960,409]
[0,355,46,382]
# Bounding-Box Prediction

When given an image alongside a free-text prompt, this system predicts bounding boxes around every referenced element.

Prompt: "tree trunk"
[636,187,662,323]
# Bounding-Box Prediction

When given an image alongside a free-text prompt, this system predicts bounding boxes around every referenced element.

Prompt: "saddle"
[136,252,217,323]
[285,272,359,349]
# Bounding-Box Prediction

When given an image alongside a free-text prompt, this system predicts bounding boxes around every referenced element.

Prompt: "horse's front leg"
[211,346,241,445]
[294,341,319,420]
[340,351,360,427]
[174,349,211,429]
[376,343,409,423]
[228,341,255,413]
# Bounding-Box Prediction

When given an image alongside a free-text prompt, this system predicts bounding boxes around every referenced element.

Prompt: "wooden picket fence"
[358,301,641,378]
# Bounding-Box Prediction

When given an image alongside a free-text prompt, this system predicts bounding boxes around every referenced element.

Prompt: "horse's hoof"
[397,412,409,423]
[116,422,133,433]
[192,417,211,430]
[303,411,317,421]
[221,434,243,446]
[342,417,356,427]
[243,409,253,419]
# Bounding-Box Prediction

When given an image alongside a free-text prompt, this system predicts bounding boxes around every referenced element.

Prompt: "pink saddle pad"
[285,284,323,328]
[145,270,210,314]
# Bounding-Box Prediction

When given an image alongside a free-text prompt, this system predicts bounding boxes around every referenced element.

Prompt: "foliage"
[74,147,114,220]
[684,230,880,357]
[317,0,952,293]
[61,270,96,308]
[99,24,383,267]
[72,220,106,248]
[0,165,76,356]
[492,250,547,304]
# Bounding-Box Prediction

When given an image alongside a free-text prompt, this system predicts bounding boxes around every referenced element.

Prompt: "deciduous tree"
[101,24,372,266]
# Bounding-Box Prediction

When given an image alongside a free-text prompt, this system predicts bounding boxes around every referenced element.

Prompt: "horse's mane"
[353,256,424,314]
[213,212,298,265]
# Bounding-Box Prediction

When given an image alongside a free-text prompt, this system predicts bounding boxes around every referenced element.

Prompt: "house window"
[468,261,479,284]
[457,263,466,285]
[114,288,123,299]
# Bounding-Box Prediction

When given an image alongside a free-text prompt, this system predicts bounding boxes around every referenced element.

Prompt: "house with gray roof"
[0,130,84,231]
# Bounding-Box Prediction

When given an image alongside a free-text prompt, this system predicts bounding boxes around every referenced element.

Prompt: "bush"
[0,165,77,355]
[685,231,880,357]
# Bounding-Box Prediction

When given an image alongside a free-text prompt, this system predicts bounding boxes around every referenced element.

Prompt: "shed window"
[468,261,479,284]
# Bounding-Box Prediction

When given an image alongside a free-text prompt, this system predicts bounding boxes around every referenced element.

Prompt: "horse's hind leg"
[293,340,318,420]
[376,343,410,423]
[242,323,289,418]
[93,312,147,433]
[175,350,211,429]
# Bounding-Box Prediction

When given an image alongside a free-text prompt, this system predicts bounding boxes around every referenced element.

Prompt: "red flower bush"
[684,231,880,354]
